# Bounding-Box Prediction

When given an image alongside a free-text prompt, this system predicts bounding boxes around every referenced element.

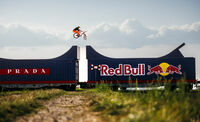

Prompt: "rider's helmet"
[77,26,80,28]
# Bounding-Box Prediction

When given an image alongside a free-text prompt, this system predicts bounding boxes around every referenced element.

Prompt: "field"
[0,85,200,122]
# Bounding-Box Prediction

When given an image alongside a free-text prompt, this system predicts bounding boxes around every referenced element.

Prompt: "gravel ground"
[16,93,103,122]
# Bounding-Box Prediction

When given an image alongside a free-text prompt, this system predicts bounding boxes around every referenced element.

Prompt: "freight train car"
[0,46,80,91]
[87,43,196,90]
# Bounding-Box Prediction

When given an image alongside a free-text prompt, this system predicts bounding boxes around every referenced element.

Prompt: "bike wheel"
[73,33,79,39]
[83,34,87,40]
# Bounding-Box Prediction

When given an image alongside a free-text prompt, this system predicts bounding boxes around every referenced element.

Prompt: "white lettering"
[16,69,20,74]
[115,64,122,76]
[124,64,131,76]
[8,69,12,74]
[41,69,46,74]
[99,64,145,76]
[101,65,108,76]
[33,69,37,74]
[24,69,29,74]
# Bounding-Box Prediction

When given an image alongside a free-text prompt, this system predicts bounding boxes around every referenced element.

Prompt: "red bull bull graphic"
[147,62,182,76]
[90,64,145,76]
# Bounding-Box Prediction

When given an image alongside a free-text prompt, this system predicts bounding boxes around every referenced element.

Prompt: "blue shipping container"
[0,46,80,89]
[87,43,196,88]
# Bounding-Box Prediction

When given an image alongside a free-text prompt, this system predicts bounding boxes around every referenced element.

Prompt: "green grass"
[0,89,30,97]
[0,88,66,122]
[1,83,199,122]
[89,84,200,122]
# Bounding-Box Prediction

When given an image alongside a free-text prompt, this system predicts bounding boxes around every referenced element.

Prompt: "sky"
[0,0,200,81]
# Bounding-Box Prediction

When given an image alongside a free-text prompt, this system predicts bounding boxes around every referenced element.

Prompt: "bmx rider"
[73,26,82,37]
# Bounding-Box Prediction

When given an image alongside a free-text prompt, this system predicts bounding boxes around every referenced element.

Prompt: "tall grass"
[90,83,200,122]
[0,89,66,122]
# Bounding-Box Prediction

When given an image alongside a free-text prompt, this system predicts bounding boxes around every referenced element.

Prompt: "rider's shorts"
[73,30,80,35]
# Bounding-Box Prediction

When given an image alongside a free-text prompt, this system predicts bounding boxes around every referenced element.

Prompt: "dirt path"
[16,92,103,122]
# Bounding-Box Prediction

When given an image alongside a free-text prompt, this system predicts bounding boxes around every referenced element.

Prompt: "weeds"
[0,89,65,122]
[90,83,200,122]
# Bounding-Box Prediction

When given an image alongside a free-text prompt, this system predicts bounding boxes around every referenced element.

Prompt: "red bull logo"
[90,64,145,76]
[147,62,182,76]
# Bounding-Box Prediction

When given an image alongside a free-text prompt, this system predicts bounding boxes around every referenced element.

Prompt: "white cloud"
[170,21,200,32]
[86,19,154,48]
[87,19,200,48]
[0,23,66,47]
[119,19,137,34]
[147,26,167,38]
[148,21,200,39]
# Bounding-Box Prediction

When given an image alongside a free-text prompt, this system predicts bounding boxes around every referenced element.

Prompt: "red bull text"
[90,62,182,77]
[91,64,145,76]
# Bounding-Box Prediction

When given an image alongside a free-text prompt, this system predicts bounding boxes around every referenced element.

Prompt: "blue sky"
[0,0,200,80]
[1,0,200,31]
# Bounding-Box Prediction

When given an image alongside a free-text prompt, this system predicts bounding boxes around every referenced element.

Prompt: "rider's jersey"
[73,27,80,31]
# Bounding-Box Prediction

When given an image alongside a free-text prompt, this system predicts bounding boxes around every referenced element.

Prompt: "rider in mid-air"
[73,26,82,37]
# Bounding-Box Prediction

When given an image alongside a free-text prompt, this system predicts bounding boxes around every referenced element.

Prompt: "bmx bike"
[73,31,87,40]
